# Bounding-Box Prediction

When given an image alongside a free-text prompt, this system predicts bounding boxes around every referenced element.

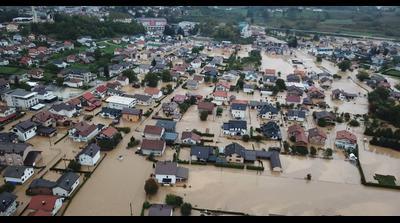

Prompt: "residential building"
[259,104,279,120]
[186,80,199,90]
[4,88,39,110]
[116,76,129,86]
[27,195,63,216]
[162,102,179,117]
[49,103,77,118]
[190,146,215,162]
[335,130,357,150]
[144,87,163,100]
[243,84,255,93]
[0,132,18,144]
[260,121,281,140]
[140,139,166,156]
[0,192,18,216]
[0,143,36,166]
[230,103,247,120]
[0,106,17,123]
[215,81,230,92]
[287,109,306,122]
[131,94,153,106]
[148,204,173,216]
[27,179,57,196]
[121,108,142,122]
[222,120,247,136]
[154,161,189,185]
[197,101,214,114]
[137,18,167,34]
[308,127,327,145]
[144,125,165,140]
[288,124,308,147]
[52,172,80,197]
[106,96,136,110]
[12,120,37,141]
[331,89,357,101]
[76,143,101,166]
[181,131,201,145]
[212,90,228,106]
[99,107,122,119]
[68,121,103,142]
[3,165,34,184]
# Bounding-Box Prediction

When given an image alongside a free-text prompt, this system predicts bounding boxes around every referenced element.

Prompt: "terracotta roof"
[336,130,357,144]
[144,87,160,95]
[144,125,164,136]
[231,99,248,105]
[286,95,301,103]
[141,139,165,151]
[197,101,214,111]
[28,195,60,212]
[101,126,118,138]
[193,75,204,82]
[173,94,186,102]
[308,127,327,139]
[265,69,276,75]
[213,90,228,98]
[181,131,201,142]
[216,81,230,89]
[28,210,52,216]
[96,85,107,93]
[82,92,95,101]
[73,121,97,137]
[68,98,81,106]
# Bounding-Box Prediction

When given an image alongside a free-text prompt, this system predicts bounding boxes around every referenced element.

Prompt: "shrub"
[181,203,192,216]
[246,165,264,171]
[295,146,309,156]
[165,194,183,207]
[144,178,159,195]
[310,146,317,156]
[0,182,15,193]
[317,118,327,127]
[200,110,208,121]
[349,119,360,127]
[242,134,250,142]
[214,163,245,169]
[324,148,333,157]
[251,135,263,142]
[67,159,81,171]
[216,107,223,116]
[116,127,131,134]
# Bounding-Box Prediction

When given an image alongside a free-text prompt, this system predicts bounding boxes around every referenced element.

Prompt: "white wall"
[78,151,100,166]
[155,174,176,185]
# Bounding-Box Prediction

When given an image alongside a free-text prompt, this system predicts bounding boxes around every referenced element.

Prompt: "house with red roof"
[97,126,119,140]
[215,81,231,92]
[335,130,357,150]
[286,94,301,104]
[28,48,39,57]
[68,121,103,142]
[181,131,201,145]
[144,87,163,100]
[197,101,215,114]
[173,94,187,104]
[140,139,166,156]
[66,55,76,63]
[288,124,308,147]
[0,105,17,123]
[265,69,276,76]
[212,90,228,106]
[144,125,165,140]
[28,68,44,79]
[95,85,108,98]
[308,127,327,145]
[63,41,74,50]
[20,56,32,66]
[27,195,63,216]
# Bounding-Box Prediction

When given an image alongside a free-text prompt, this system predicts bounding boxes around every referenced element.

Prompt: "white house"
[212,91,228,106]
[140,139,166,156]
[3,166,34,185]
[181,131,201,145]
[49,103,77,118]
[116,76,129,86]
[4,89,39,110]
[52,172,80,197]
[190,58,202,69]
[76,143,101,166]
[144,87,163,100]
[335,130,357,150]
[68,121,102,142]
[243,84,254,93]
[230,103,247,120]
[222,120,247,136]
[144,125,165,140]
[0,192,17,216]
[12,120,37,141]
[106,96,136,110]
[154,161,189,185]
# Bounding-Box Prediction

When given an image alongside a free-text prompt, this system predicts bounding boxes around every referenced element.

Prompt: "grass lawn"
[0,66,28,75]
[382,68,400,77]
[70,63,92,70]
[374,174,397,186]
[321,19,354,25]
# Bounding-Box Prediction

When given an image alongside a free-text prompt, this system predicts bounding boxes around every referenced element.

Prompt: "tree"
[189,24,199,35]
[316,56,322,63]
[349,119,360,127]
[177,27,185,36]
[204,75,211,83]
[212,77,218,83]
[181,203,192,216]
[144,178,158,196]
[317,118,327,127]
[344,113,351,122]
[200,110,208,121]
[56,77,64,86]
[313,34,320,41]
[356,70,370,81]
[151,59,156,67]
[310,146,317,156]
[122,69,138,83]
[324,148,333,157]
[287,36,298,48]
[165,194,183,207]
[144,72,159,87]
[338,60,351,72]
[163,25,175,36]
[289,135,296,142]
[242,134,250,142]
[216,107,223,116]
[67,160,81,171]
[161,70,172,82]
[296,146,309,156]
[275,78,286,91]
[104,65,110,78]
[283,140,290,153]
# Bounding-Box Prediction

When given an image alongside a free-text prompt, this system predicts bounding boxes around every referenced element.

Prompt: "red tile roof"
[197,101,215,111]
[216,81,230,89]
[96,85,107,93]
[28,195,60,212]
[181,131,201,142]
[82,92,95,101]
[101,126,118,138]
[336,130,357,144]
[144,87,161,96]
[265,69,276,75]
[213,90,228,98]
[286,95,301,103]
[141,139,165,151]
[144,125,164,136]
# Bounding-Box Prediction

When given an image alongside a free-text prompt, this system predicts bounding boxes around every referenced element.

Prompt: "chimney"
[66,179,70,185]
[42,200,46,205]
[2,200,6,204]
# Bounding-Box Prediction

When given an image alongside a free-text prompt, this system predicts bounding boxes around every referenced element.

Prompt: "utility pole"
[130,202,133,216]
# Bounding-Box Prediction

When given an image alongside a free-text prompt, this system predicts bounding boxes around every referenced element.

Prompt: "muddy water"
[150,165,400,216]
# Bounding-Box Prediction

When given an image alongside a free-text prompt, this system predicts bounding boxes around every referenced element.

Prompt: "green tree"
[161,70,172,82]
[324,148,333,157]
[318,118,327,127]
[122,69,138,83]
[356,70,370,81]
[144,72,159,87]
[338,60,351,72]
[163,25,176,36]
[181,203,192,216]
[56,77,64,86]
[204,75,211,83]
[144,178,159,196]
[68,160,81,171]
[275,78,286,91]
[165,194,183,207]
[349,119,360,127]
[200,110,208,121]
[310,146,317,156]
[242,134,250,142]
[316,56,322,63]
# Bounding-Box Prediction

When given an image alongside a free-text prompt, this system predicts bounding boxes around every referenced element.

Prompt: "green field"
[0,66,28,75]
[374,174,397,186]
[321,19,354,25]
[382,68,400,77]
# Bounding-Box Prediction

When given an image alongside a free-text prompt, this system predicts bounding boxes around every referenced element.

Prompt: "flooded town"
[0,6,400,217]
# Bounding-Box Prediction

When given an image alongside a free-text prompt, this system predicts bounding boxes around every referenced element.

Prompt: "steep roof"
[3,165,31,178]
[29,178,57,190]
[28,195,60,212]
[190,146,214,160]
[144,125,164,136]
[0,192,17,212]
[141,139,165,151]
[77,143,100,158]
[55,172,79,192]
[181,131,201,142]
[336,130,357,144]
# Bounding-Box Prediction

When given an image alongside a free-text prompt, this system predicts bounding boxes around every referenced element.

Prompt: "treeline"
[368,87,400,128]
[198,21,254,44]
[24,14,145,40]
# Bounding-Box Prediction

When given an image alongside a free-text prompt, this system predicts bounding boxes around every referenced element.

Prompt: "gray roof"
[287,109,306,119]
[0,192,17,212]
[77,143,100,158]
[231,103,247,111]
[148,204,173,216]
[255,150,282,169]
[122,107,142,115]
[0,143,30,154]
[0,132,18,143]
[186,79,198,87]
[190,146,214,160]
[3,165,31,178]
[100,107,122,117]
[259,104,278,115]
[223,120,247,130]
[314,111,335,120]
[5,88,32,97]
[51,103,76,112]
[155,161,179,175]
[261,121,281,139]
[131,94,152,102]
[14,120,36,132]
[156,120,176,132]
[56,172,79,192]
[176,167,189,179]
[29,178,57,190]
